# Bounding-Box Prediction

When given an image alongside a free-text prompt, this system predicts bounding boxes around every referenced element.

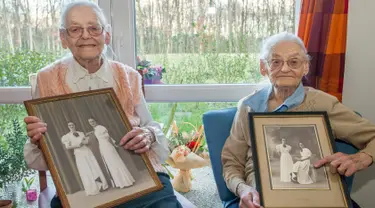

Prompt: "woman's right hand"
[24,116,47,145]
[238,184,262,208]
[81,137,89,145]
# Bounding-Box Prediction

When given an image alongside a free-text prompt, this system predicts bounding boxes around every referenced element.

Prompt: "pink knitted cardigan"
[36,58,142,127]
[36,57,166,173]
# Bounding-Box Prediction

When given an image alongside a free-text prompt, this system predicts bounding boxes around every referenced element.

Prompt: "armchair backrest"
[202,107,359,203]
[202,107,238,202]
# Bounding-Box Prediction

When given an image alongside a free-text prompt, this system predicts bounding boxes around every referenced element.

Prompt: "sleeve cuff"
[24,139,49,171]
[141,125,169,162]
[24,139,40,151]
[359,150,374,167]
[141,126,157,144]
[228,177,247,197]
[360,141,375,163]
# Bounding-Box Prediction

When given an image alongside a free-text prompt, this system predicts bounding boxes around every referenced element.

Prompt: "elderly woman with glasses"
[23,1,182,208]
[221,32,375,208]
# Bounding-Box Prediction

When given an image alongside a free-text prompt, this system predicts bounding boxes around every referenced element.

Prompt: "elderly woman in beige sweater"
[221,32,375,208]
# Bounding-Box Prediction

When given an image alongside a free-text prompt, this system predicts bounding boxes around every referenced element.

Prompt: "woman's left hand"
[313,152,373,176]
[119,127,153,154]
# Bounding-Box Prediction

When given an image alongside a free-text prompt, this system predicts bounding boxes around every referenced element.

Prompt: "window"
[134,0,297,85]
[0,0,300,206]
[149,102,236,132]
[0,0,98,139]
[130,0,298,129]
[0,0,300,139]
[0,0,98,87]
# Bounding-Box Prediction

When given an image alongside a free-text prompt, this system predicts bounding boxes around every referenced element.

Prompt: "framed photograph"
[248,111,352,208]
[24,88,163,208]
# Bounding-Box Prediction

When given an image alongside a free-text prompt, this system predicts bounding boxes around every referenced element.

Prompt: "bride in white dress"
[61,122,109,196]
[88,118,135,189]
[275,138,294,182]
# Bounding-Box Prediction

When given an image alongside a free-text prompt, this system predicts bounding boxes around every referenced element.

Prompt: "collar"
[71,57,110,84]
[243,82,305,112]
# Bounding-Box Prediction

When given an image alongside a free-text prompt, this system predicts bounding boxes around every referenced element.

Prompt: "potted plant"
[0,120,34,206]
[136,56,166,84]
[22,177,37,201]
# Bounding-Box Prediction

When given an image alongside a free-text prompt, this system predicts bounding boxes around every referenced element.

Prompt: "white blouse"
[23,56,169,172]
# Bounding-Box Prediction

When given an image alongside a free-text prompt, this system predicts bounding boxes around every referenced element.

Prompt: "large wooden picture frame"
[248,111,352,208]
[24,88,163,208]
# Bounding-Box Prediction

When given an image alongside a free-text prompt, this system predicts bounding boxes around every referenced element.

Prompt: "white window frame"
[103,0,260,103]
[0,0,299,105]
[0,84,261,104]
[295,0,301,33]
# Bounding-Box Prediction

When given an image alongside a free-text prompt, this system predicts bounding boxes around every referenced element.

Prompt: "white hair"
[259,32,310,63]
[59,1,116,59]
[60,1,108,28]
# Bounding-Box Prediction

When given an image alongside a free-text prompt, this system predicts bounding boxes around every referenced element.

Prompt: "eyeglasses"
[61,25,104,38]
[267,58,306,71]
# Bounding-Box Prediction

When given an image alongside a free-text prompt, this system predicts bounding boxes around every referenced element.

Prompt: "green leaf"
[29,177,35,186]
[162,103,178,135]
[0,119,35,188]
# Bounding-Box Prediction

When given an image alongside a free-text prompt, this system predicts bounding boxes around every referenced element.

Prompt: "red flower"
[186,141,199,151]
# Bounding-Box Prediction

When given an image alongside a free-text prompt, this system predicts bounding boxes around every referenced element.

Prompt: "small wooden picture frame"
[24,88,163,208]
[248,111,352,208]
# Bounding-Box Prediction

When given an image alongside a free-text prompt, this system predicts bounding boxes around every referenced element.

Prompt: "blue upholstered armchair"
[202,107,359,208]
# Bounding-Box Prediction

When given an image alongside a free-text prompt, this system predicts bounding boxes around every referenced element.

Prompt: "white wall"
[342,1,375,207]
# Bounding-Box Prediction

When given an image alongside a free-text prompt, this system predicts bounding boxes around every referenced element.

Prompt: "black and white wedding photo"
[263,125,330,190]
[26,90,161,207]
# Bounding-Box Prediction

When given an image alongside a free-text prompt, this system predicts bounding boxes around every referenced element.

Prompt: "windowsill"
[0,83,266,104]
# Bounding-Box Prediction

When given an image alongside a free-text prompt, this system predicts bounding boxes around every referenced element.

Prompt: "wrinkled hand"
[314,152,373,177]
[119,127,153,154]
[24,116,47,145]
[238,184,262,208]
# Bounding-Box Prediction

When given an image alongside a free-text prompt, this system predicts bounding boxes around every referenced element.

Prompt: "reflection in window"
[135,0,297,85]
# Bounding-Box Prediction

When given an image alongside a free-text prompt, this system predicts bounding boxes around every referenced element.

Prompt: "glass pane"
[135,0,297,85]
[148,102,236,149]
[0,104,27,140]
[0,0,97,87]
[0,104,40,205]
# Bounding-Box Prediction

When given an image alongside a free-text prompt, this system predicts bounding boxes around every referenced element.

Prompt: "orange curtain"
[298,0,348,102]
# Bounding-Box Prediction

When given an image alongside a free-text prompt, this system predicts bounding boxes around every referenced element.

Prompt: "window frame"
[105,0,263,103]
[0,84,261,104]
[0,0,299,105]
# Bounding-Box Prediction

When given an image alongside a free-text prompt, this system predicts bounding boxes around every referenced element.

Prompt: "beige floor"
[169,166,221,208]
[1,166,222,208]
[66,170,156,208]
